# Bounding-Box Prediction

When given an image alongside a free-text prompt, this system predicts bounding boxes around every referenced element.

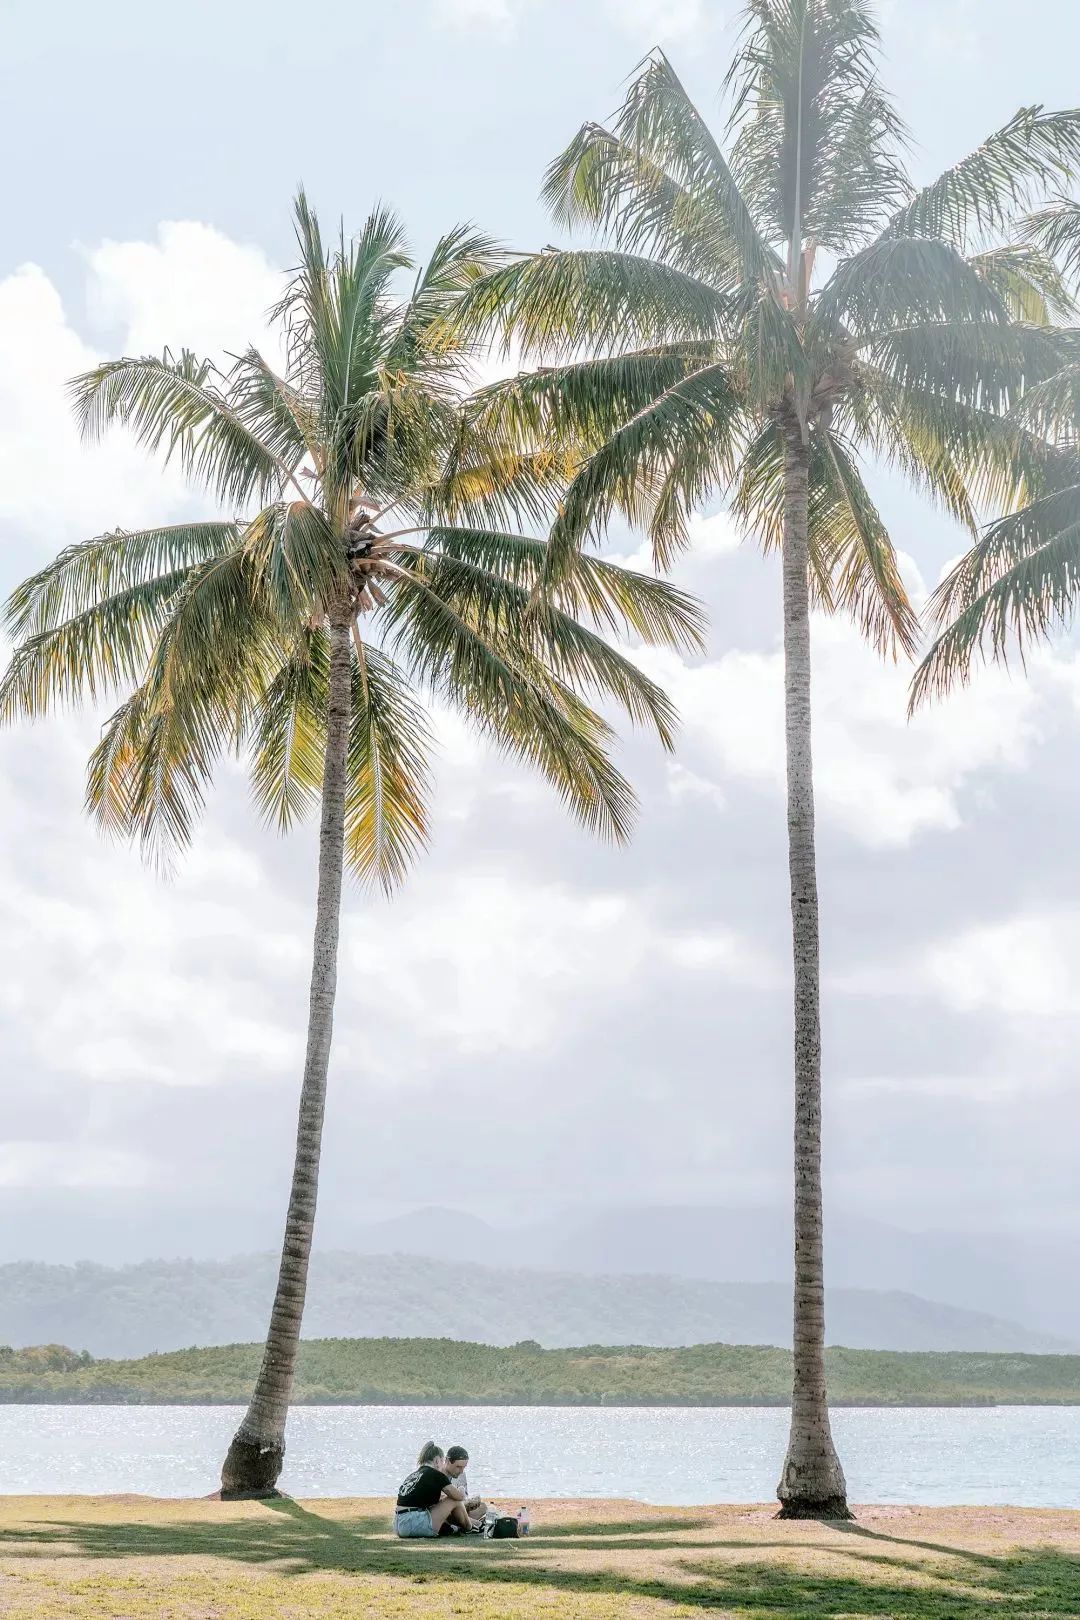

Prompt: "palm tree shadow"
[1,1503,1076,1618]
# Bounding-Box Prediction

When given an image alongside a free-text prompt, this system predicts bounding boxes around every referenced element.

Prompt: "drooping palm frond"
[1023,199,1080,288]
[446,249,731,361]
[345,641,432,891]
[419,526,707,653]
[856,318,1080,415]
[390,567,639,840]
[854,370,1054,524]
[545,360,745,576]
[912,466,1080,705]
[394,545,682,747]
[4,522,239,642]
[731,416,916,654]
[83,548,274,866]
[881,106,1080,251]
[249,629,329,833]
[71,353,301,508]
[815,236,1007,338]
[814,428,918,656]
[970,243,1075,325]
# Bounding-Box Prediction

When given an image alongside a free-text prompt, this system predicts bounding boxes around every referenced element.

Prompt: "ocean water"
[0,1403,1077,1506]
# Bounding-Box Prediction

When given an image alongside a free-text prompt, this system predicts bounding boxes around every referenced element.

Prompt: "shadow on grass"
[0,1499,1077,1617]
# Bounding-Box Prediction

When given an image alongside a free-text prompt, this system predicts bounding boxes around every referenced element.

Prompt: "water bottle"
[517,1506,530,1536]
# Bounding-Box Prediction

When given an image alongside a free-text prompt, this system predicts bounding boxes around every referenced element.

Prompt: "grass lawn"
[0,1495,1076,1618]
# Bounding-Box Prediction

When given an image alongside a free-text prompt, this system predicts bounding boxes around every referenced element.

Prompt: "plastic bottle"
[517,1506,530,1535]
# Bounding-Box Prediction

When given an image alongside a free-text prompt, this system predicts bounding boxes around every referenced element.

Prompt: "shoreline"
[0,1394,1077,1408]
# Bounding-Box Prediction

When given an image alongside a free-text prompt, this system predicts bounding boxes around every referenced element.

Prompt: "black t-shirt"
[396,1465,450,1510]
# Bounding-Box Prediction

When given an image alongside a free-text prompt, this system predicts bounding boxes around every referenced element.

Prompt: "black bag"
[486,1515,520,1539]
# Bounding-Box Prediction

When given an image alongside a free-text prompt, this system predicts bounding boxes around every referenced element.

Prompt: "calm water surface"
[0,1404,1077,1506]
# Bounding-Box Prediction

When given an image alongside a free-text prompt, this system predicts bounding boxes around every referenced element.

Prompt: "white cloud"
[606,0,703,40]
[434,0,518,27]
[635,606,1047,848]
[344,869,773,1069]
[924,909,1080,1018]
[0,1143,151,1190]
[85,222,281,362]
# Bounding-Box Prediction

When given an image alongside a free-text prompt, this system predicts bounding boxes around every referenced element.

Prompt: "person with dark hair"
[445,1446,487,1523]
[393,1443,482,1539]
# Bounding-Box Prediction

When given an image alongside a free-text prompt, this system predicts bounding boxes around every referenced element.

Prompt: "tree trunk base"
[220,1434,285,1500]
[775,1496,854,1521]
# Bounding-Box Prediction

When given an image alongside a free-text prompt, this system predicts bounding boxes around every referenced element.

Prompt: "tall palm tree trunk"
[775,425,851,1521]
[220,603,353,1499]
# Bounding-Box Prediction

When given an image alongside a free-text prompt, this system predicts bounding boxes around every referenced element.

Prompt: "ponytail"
[417,1440,443,1467]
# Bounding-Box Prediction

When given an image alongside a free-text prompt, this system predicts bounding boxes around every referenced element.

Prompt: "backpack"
[484,1515,521,1539]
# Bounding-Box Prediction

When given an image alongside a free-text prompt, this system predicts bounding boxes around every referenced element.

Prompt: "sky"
[2,0,1080,1269]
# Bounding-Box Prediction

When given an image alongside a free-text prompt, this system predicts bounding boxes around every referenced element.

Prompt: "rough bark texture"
[775,427,852,1522]
[220,605,353,1500]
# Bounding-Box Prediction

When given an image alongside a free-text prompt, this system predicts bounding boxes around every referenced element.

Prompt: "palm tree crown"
[2,194,704,875]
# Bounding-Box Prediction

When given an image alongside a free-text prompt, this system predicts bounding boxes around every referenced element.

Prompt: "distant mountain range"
[339,1204,1080,1342]
[0,1248,1070,1360]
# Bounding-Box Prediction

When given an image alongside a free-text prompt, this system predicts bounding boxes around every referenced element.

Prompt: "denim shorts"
[394,1507,437,1538]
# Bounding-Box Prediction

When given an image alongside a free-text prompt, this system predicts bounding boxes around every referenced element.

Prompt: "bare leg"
[428,1498,461,1535]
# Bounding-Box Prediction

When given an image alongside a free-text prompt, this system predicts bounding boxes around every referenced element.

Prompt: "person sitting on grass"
[393,1442,480,1539]
[445,1445,488,1525]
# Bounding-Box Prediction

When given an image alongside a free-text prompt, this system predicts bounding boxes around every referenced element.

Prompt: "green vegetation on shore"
[4,1336,1080,1406]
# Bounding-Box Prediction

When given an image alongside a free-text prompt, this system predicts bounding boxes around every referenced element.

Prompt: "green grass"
[5,1336,1080,1406]
[0,1497,1076,1618]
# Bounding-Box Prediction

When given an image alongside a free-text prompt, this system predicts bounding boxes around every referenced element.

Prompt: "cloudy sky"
[2,0,1080,1267]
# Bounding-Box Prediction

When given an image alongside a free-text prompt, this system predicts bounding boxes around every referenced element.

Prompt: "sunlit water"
[0,1404,1077,1506]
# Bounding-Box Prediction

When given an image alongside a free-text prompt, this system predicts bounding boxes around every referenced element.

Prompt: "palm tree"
[0,194,705,1498]
[446,1,1080,1517]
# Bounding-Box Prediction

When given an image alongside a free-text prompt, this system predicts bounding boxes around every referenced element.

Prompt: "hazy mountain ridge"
[0,1249,1069,1360]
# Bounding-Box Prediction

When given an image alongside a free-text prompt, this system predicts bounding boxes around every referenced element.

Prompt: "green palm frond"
[725,0,908,259]
[4,522,238,641]
[229,348,321,467]
[856,318,1079,415]
[543,122,744,290]
[816,429,918,656]
[71,353,299,508]
[732,417,916,653]
[419,526,706,652]
[84,548,271,865]
[242,501,348,624]
[1023,199,1080,288]
[970,243,1075,325]
[461,347,716,454]
[882,106,1080,250]
[816,236,1006,338]
[546,361,745,577]
[346,641,432,890]
[854,370,1051,524]
[912,467,1080,705]
[388,223,506,372]
[396,546,681,747]
[446,249,731,361]
[385,562,637,841]
[249,629,329,831]
[586,50,780,288]
[1012,361,1080,443]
